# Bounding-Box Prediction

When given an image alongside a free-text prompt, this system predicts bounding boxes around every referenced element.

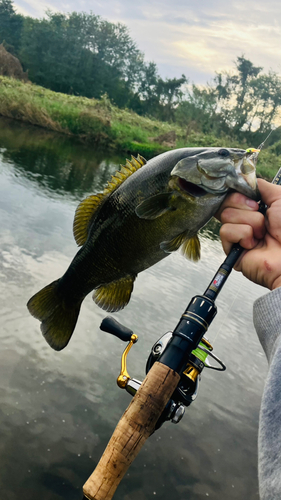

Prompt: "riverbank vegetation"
[1,0,281,179]
[1,75,280,180]
[0,75,189,157]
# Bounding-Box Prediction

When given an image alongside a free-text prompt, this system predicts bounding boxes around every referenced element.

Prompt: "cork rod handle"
[83,361,180,500]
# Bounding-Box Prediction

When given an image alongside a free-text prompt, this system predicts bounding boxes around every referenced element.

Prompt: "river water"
[0,116,268,500]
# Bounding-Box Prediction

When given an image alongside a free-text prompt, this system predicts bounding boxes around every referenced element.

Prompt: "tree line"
[1,0,281,143]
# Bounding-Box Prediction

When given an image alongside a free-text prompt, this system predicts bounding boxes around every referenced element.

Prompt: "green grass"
[0,75,280,178]
[0,76,182,155]
[256,150,281,181]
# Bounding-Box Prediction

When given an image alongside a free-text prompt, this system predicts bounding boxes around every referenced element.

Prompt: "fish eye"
[217,149,230,157]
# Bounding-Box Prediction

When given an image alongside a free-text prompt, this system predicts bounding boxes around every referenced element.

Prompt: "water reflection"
[0,116,122,199]
[0,117,267,500]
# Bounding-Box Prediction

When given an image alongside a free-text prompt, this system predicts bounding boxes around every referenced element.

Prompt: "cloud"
[13,0,281,83]
[15,0,59,17]
[170,21,281,75]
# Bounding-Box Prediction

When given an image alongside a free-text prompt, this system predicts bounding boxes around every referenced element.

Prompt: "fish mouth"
[177,177,210,197]
[236,152,260,199]
[240,150,260,193]
[172,148,260,200]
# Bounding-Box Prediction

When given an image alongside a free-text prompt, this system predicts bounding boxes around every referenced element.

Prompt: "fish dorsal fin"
[73,193,104,246]
[93,275,136,312]
[160,233,201,261]
[73,154,147,246]
[103,154,147,196]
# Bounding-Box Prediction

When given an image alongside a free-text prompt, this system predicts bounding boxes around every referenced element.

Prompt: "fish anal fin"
[93,276,136,312]
[73,193,104,246]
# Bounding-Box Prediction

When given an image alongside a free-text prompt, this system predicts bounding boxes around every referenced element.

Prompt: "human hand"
[216,179,281,290]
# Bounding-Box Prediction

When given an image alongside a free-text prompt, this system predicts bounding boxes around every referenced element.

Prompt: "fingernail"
[245,199,258,209]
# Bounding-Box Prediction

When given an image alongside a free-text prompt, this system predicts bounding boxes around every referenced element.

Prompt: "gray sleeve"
[253,287,281,500]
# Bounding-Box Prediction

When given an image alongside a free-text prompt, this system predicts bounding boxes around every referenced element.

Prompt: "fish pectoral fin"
[92,275,136,312]
[73,193,104,246]
[135,192,179,220]
[160,233,201,261]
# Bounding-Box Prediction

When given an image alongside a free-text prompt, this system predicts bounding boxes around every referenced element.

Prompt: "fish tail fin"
[27,280,81,351]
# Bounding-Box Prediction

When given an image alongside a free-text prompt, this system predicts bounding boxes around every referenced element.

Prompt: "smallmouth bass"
[27,147,259,350]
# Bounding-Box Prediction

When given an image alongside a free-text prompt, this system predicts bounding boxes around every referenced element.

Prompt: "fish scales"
[27,147,259,350]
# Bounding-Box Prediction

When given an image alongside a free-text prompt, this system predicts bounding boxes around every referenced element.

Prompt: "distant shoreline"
[0,76,178,158]
[0,76,278,179]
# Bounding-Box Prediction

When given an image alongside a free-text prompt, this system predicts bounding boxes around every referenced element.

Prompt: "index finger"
[216,192,259,221]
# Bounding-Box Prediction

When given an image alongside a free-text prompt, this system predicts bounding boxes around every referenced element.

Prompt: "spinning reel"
[100,316,226,429]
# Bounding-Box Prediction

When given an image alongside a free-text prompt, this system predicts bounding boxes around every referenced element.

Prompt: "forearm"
[253,287,281,500]
[254,287,281,363]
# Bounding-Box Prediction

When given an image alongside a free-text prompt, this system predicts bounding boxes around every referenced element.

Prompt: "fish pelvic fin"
[92,275,136,312]
[27,280,82,351]
[160,232,188,253]
[160,233,201,262]
[180,234,201,261]
[73,154,147,247]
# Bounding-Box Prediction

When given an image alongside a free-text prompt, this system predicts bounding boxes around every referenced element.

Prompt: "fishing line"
[257,128,274,150]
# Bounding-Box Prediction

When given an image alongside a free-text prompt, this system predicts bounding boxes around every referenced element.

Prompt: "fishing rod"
[82,141,280,500]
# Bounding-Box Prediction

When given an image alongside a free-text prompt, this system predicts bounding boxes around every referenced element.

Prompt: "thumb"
[258,179,281,207]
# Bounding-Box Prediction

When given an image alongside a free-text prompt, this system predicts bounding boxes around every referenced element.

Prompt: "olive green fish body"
[59,201,207,296]
[27,147,259,350]
[66,149,227,280]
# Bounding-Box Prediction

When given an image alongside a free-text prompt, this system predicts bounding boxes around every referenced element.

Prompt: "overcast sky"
[13,0,281,85]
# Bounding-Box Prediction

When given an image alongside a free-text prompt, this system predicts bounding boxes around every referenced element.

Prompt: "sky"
[13,0,281,85]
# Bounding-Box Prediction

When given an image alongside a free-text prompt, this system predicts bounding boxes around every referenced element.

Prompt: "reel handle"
[100,316,133,342]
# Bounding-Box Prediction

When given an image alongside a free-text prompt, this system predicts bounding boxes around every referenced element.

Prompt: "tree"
[213,56,281,134]
[134,63,187,121]
[249,72,281,133]
[0,0,23,54]
[175,82,224,134]
[155,75,187,121]
[19,10,147,105]
[186,56,281,137]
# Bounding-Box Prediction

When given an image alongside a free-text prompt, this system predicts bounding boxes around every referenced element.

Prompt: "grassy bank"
[0,76,280,179]
[0,76,184,157]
